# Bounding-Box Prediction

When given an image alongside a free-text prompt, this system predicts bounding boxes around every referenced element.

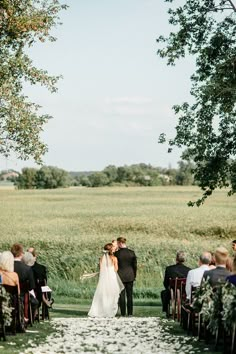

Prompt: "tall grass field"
[1,186,235,300]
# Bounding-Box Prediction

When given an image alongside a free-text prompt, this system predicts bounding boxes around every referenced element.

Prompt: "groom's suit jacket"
[115,248,137,283]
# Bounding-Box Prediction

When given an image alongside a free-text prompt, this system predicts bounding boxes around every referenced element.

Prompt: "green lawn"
[0,321,53,354]
[0,185,231,353]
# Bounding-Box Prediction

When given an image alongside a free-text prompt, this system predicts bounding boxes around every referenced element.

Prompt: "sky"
[1,0,195,172]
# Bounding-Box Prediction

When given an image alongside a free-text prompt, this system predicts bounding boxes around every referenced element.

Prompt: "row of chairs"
[167,277,236,354]
[0,280,51,341]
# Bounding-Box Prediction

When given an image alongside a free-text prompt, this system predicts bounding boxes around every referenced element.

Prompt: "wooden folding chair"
[41,279,51,321]
[20,281,33,326]
[181,286,199,335]
[169,277,186,321]
[169,278,176,320]
[177,278,186,322]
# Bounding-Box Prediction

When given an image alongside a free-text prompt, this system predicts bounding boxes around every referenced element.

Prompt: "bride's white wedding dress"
[88,253,124,317]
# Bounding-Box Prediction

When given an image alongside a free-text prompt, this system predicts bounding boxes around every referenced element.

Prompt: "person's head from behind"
[0,251,14,272]
[22,252,35,267]
[199,252,212,266]
[214,246,228,266]
[11,243,24,259]
[232,240,236,252]
[176,251,185,264]
[117,236,126,249]
[112,240,118,253]
[104,243,113,256]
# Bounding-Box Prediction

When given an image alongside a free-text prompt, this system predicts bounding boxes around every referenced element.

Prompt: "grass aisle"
[15,304,218,354]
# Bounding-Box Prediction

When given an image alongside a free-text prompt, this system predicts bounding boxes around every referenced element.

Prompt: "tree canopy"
[158,0,236,205]
[0,0,67,163]
[16,166,71,189]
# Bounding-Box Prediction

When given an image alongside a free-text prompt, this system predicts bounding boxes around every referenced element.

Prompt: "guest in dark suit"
[161,251,191,315]
[28,247,51,309]
[203,246,231,287]
[114,237,137,316]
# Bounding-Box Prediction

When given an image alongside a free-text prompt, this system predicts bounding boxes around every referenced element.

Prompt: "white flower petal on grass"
[22,317,207,354]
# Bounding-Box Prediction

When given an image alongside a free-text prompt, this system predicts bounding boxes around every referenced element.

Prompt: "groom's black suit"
[115,247,137,316]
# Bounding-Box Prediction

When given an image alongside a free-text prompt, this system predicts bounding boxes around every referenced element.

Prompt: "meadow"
[1,185,235,300]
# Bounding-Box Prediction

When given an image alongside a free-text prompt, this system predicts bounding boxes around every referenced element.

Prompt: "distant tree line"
[72,161,195,188]
[10,161,196,189]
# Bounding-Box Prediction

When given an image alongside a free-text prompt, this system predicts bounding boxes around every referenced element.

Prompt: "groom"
[115,236,137,316]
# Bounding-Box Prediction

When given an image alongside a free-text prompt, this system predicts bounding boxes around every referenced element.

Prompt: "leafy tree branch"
[157,0,236,206]
[0,0,67,163]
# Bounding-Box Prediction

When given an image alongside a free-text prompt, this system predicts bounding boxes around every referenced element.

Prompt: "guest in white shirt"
[186,252,212,300]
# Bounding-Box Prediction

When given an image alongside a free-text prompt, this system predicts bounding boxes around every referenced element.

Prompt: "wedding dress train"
[88,253,124,317]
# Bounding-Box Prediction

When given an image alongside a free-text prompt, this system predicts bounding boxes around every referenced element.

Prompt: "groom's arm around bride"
[114,236,137,316]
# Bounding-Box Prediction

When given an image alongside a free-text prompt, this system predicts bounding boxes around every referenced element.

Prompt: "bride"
[88,243,124,317]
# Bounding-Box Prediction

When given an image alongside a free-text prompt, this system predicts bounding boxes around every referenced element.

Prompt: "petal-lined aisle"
[21,317,201,354]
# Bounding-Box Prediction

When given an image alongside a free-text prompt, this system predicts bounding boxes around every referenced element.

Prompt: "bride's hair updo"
[104,243,113,255]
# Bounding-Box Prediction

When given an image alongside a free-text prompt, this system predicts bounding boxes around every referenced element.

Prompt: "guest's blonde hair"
[215,246,228,265]
[0,251,14,272]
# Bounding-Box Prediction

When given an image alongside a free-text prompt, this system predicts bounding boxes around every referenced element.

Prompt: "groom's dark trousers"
[114,248,137,316]
[119,282,133,316]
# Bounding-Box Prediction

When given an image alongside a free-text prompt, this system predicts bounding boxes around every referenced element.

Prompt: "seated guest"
[22,251,37,294]
[0,251,20,294]
[161,251,191,315]
[202,246,231,287]
[185,252,212,300]
[22,252,39,317]
[11,243,35,295]
[226,256,236,286]
[28,247,52,309]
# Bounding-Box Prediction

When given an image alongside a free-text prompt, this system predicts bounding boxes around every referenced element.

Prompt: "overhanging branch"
[228,0,236,12]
